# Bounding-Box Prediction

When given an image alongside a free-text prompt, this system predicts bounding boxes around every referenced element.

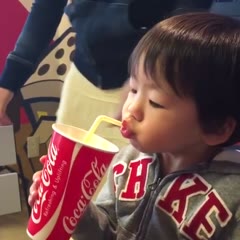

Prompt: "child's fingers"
[28,170,42,207]
[32,170,42,183]
[39,155,47,165]
[28,155,47,207]
[28,190,38,207]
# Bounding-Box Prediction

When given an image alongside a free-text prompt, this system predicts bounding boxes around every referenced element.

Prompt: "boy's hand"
[28,155,47,207]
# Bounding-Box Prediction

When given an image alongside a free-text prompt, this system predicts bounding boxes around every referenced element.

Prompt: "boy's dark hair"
[129,0,214,29]
[129,12,240,146]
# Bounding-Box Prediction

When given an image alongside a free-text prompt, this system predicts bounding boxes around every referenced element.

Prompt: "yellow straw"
[84,115,122,143]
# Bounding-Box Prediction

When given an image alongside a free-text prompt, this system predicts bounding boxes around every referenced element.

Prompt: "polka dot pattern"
[34,33,76,80]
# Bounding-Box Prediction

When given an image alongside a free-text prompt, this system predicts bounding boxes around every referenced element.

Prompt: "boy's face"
[121,57,207,155]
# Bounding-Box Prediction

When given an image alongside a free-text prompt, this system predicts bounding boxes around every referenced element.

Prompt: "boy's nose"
[127,98,143,122]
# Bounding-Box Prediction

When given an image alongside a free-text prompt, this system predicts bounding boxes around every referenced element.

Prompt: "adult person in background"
[0,0,213,147]
[211,0,240,21]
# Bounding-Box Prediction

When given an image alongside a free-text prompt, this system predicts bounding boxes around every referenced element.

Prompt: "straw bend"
[84,115,122,143]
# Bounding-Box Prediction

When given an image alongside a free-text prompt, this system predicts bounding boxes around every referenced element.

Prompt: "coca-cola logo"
[63,157,107,234]
[31,143,58,224]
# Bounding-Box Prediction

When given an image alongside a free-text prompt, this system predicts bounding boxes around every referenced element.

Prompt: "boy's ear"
[203,117,236,146]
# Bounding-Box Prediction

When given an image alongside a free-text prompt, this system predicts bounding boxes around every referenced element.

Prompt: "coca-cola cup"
[27,116,120,240]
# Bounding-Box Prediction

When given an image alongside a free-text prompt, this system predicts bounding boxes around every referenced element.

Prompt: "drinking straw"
[84,115,122,143]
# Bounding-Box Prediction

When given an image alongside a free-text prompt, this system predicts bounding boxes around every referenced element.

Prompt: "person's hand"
[28,155,47,207]
[0,87,14,125]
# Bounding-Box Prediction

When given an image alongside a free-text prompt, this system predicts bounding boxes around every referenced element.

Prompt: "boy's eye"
[130,88,137,94]
[149,100,164,108]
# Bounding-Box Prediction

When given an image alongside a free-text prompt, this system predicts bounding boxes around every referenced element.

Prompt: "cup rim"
[52,123,119,153]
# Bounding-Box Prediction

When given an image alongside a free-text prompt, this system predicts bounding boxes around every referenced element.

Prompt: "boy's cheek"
[121,105,127,120]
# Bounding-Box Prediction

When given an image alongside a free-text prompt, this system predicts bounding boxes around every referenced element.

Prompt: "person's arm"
[0,0,67,92]
[0,0,67,125]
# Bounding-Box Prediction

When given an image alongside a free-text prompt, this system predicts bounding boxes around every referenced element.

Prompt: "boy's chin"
[130,139,153,153]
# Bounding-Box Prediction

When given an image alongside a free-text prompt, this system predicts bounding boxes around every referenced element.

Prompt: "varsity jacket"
[72,145,240,239]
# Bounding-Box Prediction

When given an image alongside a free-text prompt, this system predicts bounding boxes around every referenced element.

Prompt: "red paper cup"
[27,123,119,240]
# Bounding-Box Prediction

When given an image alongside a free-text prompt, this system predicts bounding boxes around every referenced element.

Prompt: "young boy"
[29,12,240,239]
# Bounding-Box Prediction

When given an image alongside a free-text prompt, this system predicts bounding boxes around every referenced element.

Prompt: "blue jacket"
[211,0,240,21]
[0,0,145,92]
[0,0,218,92]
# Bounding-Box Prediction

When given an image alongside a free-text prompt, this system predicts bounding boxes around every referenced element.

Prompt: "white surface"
[0,125,21,215]
[0,125,17,166]
[0,173,21,215]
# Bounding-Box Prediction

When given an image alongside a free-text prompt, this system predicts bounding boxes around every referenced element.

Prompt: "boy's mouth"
[120,119,134,138]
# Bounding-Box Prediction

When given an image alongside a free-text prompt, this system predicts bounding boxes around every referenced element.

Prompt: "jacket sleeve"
[0,0,67,92]
[229,206,240,240]
[231,222,240,240]
[71,145,140,240]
